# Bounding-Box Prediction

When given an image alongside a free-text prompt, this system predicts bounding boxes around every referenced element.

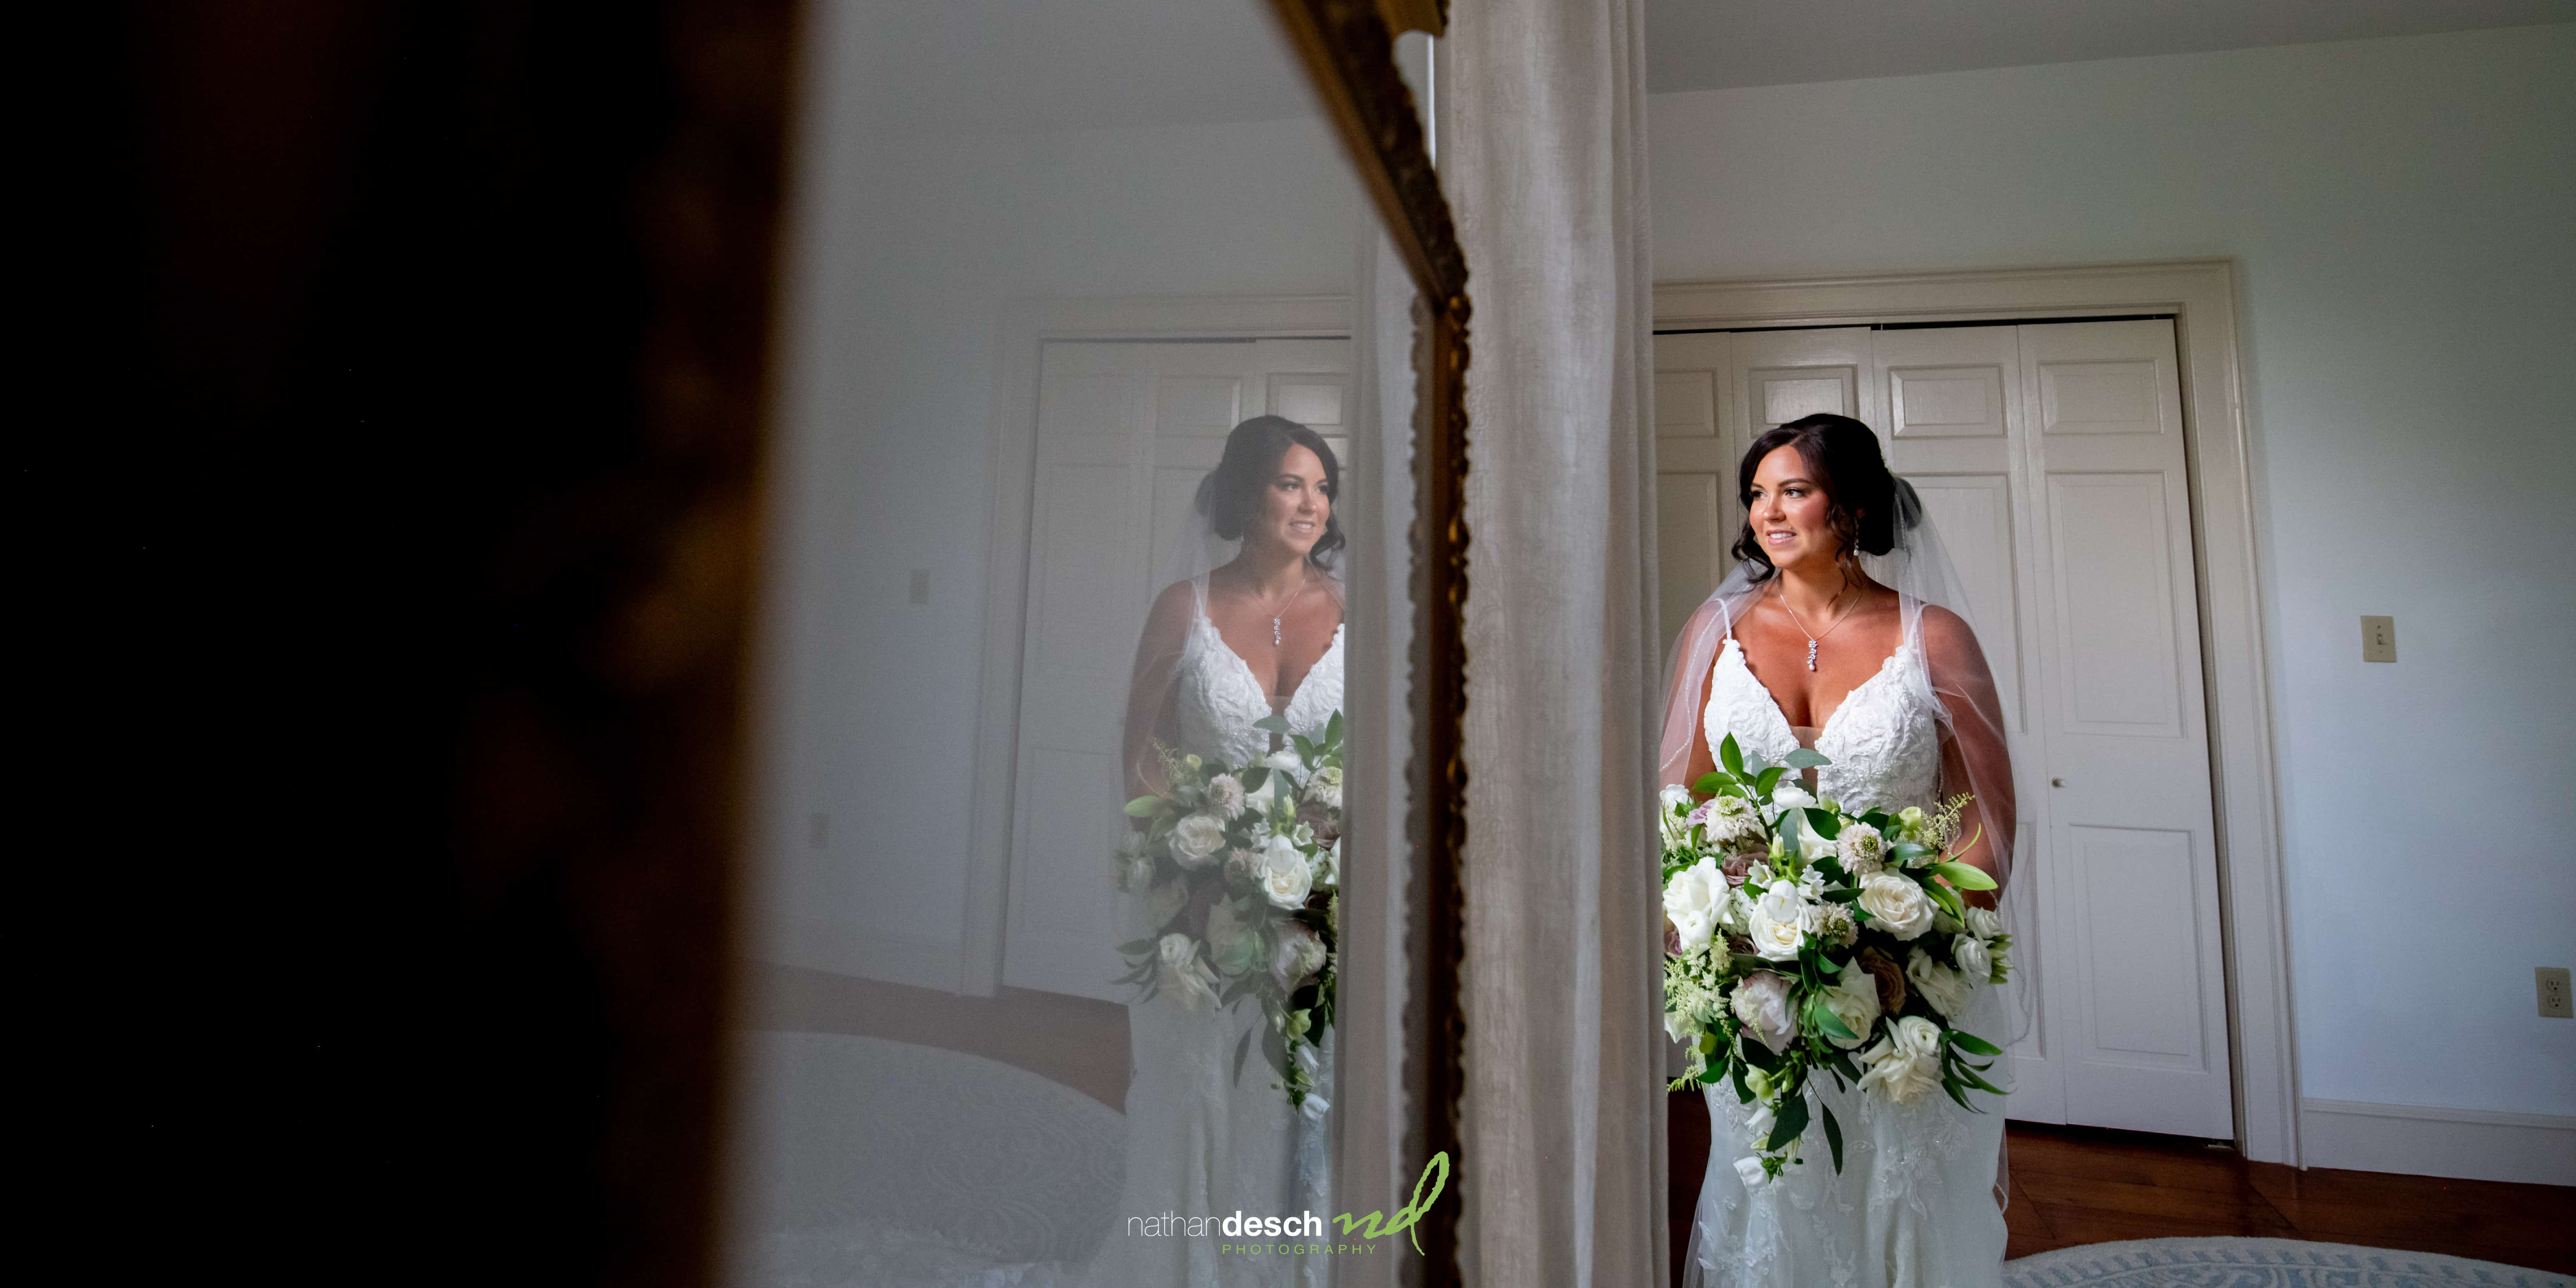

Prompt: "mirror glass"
[723,3,1427,1284]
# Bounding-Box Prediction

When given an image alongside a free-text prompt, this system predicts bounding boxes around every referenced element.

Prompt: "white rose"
[1855,871,1934,940]
[1258,836,1314,909]
[1264,748,1303,773]
[1836,821,1887,875]
[1855,1018,1944,1104]
[1169,813,1227,868]
[1156,934,1221,1011]
[1205,773,1246,820]
[1820,963,1882,1049]
[1906,947,1973,1019]
[1272,922,1328,991]
[1660,784,1694,814]
[1663,857,1727,956]
[1304,764,1344,811]
[1770,784,1816,812]
[1952,934,1991,982]
[1964,907,2003,941]
[1746,882,1810,962]
[1890,1014,1944,1060]
[1729,971,1797,1052]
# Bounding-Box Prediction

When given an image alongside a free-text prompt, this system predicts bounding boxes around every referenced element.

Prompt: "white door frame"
[1653,260,2299,1166]
[962,294,1354,997]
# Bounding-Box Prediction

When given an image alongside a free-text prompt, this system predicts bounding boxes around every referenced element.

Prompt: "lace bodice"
[1703,637,1940,813]
[1172,578,1344,767]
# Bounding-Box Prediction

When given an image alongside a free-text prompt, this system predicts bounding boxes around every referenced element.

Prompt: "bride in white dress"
[1090,415,1346,1288]
[1659,414,2025,1288]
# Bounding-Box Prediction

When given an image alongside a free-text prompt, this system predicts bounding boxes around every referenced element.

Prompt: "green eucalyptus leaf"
[1807,998,1858,1041]
[1720,733,1747,777]
[1783,748,1832,770]
[1765,1095,1810,1151]
[1930,861,1998,891]
[1947,1029,2003,1056]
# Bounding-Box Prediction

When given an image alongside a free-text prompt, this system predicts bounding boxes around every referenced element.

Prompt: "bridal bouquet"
[1661,733,2013,1183]
[1115,712,1344,1114]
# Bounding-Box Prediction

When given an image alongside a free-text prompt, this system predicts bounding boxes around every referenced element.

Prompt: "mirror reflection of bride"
[1661,414,2027,1288]
[1088,414,1347,1288]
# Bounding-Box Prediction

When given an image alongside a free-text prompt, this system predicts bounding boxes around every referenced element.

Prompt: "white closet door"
[1003,339,1349,1000]
[1867,325,2067,1121]
[2016,319,2232,1138]
[1652,331,1736,661]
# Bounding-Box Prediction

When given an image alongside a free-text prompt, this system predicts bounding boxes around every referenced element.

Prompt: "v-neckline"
[1202,608,1343,719]
[1720,635,1907,746]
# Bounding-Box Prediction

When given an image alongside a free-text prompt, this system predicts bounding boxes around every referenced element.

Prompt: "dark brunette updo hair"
[1730,413,1903,576]
[1196,415,1344,568]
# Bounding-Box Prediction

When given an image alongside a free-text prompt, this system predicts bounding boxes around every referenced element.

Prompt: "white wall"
[1650,26,2576,1128]
[751,0,1360,986]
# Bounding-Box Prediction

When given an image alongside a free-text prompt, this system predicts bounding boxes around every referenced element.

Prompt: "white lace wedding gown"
[1682,616,2010,1288]
[1080,574,1345,1288]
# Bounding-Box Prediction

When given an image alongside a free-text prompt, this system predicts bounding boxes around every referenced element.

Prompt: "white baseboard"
[2299,1097,2576,1187]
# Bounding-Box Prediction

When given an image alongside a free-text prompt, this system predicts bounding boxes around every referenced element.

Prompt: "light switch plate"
[2361,615,2396,663]
[2541,967,2573,1019]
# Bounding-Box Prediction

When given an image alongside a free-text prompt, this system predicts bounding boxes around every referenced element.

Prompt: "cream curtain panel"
[1443,0,1665,1283]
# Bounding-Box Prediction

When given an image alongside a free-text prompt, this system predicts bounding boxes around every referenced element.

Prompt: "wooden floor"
[1670,1090,2576,1282]
[748,980,2574,1278]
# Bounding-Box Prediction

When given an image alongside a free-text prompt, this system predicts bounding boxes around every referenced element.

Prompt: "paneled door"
[1002,338,1352,1001]
[1650,319,2232,1138]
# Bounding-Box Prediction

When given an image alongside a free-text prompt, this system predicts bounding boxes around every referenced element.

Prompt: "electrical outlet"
[2361,615,2397,663]
[2541,967,2573,1019]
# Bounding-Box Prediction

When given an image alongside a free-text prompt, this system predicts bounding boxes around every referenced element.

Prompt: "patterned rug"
[2006,1237,2570,1288]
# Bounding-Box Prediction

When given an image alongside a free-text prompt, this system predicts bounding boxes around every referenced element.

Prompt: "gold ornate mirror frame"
[1266,2,1469,1282]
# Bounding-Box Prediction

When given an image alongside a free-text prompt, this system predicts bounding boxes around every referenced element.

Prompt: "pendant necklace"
[1775,577,1859,671]
[1254,568,1311,648]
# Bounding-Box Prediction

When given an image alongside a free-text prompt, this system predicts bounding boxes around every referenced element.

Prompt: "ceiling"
[831,0,2576,138]
[1643,0,2576,93]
